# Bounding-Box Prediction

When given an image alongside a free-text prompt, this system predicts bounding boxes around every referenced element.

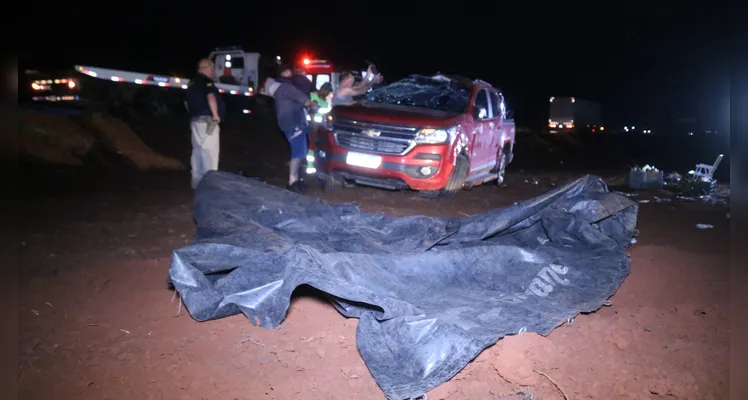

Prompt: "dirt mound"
[84,113,184,171]
[19,110,184,171]
[19,110,95,165]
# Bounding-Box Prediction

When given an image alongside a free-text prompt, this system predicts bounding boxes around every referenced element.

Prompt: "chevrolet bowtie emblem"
[361,129,381,137]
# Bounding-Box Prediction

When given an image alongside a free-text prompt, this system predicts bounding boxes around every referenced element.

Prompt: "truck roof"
[408,74,495,90]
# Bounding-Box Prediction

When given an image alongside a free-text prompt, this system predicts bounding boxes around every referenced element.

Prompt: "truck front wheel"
[419,154,469,199]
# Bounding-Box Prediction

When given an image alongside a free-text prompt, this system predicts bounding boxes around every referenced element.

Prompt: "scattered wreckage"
[624,154,728,205]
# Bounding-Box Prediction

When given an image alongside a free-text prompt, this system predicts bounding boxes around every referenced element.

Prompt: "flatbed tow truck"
[57,48,343,114]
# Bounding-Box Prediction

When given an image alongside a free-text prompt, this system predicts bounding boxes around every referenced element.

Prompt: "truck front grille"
[332,118,417,155]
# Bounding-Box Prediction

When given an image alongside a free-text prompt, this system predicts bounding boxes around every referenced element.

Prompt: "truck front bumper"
[314,135,455,191]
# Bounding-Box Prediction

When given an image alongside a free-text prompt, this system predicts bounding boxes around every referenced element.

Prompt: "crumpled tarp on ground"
[169,171,638,399]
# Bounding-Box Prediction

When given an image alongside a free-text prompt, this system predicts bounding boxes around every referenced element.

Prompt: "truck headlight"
[415,127,456,144]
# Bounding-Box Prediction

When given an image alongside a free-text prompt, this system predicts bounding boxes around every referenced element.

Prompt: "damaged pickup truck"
[313,74,515,197]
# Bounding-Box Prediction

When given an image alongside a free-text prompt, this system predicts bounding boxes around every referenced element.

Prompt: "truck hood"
[331,103,465,128]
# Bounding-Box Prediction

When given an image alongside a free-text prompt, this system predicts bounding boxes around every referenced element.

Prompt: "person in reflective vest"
[305,83,334,174]
[310,82,333,121]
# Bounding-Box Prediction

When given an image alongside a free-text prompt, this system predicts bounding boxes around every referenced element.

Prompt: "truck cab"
[208,46,280,91]
[313,74,515,197]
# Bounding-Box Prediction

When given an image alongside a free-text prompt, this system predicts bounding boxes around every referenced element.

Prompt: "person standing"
[185,58,224,189]
[273,65,317,192]
[310,82,333,116]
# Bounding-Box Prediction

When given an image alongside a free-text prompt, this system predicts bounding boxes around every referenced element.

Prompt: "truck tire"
[419,154,468,199]
[495,150,509,186]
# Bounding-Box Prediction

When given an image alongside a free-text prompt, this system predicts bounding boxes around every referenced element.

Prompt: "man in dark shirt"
[185,59,224,189]
[273,65,317,192]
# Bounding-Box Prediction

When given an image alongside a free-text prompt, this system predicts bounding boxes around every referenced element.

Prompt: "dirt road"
[19,163,729,400]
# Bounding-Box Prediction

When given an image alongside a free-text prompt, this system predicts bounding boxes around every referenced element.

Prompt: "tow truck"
[62,47,283,114]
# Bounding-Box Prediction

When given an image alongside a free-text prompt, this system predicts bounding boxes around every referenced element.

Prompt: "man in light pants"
[186,59,224,189]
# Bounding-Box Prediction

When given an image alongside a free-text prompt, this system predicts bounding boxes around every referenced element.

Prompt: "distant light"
[624,127,629,132]
[276,56,281,61]
[306,154,315,162]
[67,80,76,89]
[181,84,188,89]
[303,58,310,65]
[175,78,181,83]
[225,61,232,68]
[549,96,554,102]
[591,128,596,133]
[306,167,316,174]
[135,79,144,84]
[571,97,575,103]
[600,126,605,131]
[313,115,323,123]
[226,54,231,61]
[632,126,636,130]
[230,90,237,95]
[158,82,168,87]
[31,82,41,90]
[242,109,251,114]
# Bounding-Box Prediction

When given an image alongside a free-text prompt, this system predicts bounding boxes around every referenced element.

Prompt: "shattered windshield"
[363,76,471,114]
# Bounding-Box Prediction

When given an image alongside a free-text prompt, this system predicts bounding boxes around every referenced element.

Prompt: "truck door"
[469,89,493,174]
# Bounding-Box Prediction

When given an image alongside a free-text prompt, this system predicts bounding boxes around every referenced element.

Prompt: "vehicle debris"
[628,164,663,190]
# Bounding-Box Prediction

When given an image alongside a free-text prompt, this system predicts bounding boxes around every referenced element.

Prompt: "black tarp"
[169,171,638,399]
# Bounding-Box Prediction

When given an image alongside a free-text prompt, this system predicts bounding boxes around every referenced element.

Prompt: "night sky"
[23,4,729,131]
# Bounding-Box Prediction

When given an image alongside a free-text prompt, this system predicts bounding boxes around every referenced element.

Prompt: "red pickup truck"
[313,74,515,198]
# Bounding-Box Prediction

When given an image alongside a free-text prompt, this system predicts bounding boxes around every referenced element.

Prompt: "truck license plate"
[346,152,382,169]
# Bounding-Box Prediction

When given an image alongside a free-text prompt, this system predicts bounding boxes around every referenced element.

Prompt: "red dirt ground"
[19,167,729,400]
